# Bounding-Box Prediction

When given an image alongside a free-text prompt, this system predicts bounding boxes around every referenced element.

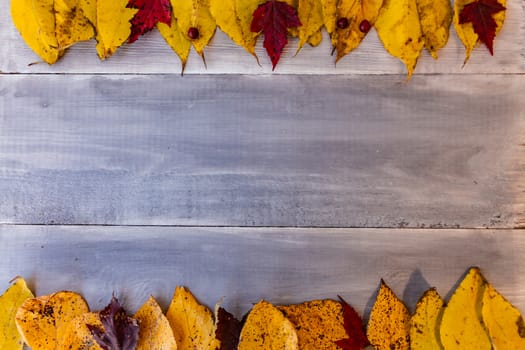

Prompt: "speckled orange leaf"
[135,296,177,350]
[61,312,103,350]
[367,280,410,350]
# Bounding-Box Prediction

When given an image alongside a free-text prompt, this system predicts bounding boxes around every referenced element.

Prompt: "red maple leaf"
[128,0,172,43]
[251,0,301,70]
[459,0,506,55]
[334,296,369,350]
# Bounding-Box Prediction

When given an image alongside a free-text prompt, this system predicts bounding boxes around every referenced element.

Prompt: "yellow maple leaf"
[367,280,410,350]
[166,286,220,350]
[238,300,298,350]
[55,0,95,50]
[440,267,492,349]
[0,277,34,350]
[135,295,177,350]
[278,299,346,350]
[410,288,445,350]
[95,0,138,59]
[416,0,452,59]
[482,281,525,349]
[15,291,90,350]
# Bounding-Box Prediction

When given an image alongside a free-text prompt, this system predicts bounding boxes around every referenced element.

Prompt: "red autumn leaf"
[251,0,301,70]
[459,0,506,55]
[87,296,139,350]
[128,0,172,43]
[215,307,243,350]
[334,296,369,350]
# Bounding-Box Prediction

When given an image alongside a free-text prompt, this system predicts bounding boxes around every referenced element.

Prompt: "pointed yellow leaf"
[55,0,95,50]
[367,280,410,350]
[135,296,177,350]
[210,0,264,57]
[278,299,346,349]
[410,288,445,350]
[453,0,506,62]
[295,0,324,52]
[375,0,424,78]
[238,300,298,350]
[60,312,103,350]
[96,0,138,59]
[79,0,96,24]
[166,286,220,350]
[481,281,525,349]
[158,15,192,71]
[0,277,34,350]
[416,0,452,59]
[334,0,384,62]
[15,291,90,350]
[440,267,492,349]
[11,0,60,64]
[320,0,337,34]
[171,0,217,57]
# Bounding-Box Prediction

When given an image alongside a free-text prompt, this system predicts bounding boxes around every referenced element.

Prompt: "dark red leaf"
[215,307,243,350]
[128,0,172,43]
[251,0,301,70]
[459,0,506,55]
[87,296,139,350]
[334,296,369,350]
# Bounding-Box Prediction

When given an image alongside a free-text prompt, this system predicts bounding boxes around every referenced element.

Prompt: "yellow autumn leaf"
[294,0,324,52]
[238,300,298,350]
[440,267,492,349]
[95,0,138,59]
[481,281,525,349]
[0,277,34,350]
[11,0,60,64]
[375,0,424,78]
[79,0,96,24]
[166,286,220,350]
[453,0,506,62]
[157,14,192,71]
[278,299,346,349]
[54,0,95,50]
[320,0,337,34]
[410,288,445,350]
[60,312,103,350]
[171,0,217,57]
[135,295,177,350]
[15,291,90,350]
[367,280,410,350]
[416,0,451,59]
[334,0,384,62]
[209,0,264,57]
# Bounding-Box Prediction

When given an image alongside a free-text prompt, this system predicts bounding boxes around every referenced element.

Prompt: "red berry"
[336,17,349,30]
[188,27,200,40]
[359,19,371,33]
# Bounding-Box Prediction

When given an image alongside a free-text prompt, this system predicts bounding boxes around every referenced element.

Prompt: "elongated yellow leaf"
[166,286,220,350]
[238,300,298,350]
[0,278,34,350]
[334,0,383,62]
[96,0,138,59]
[375,0,423,78]
[295,0,324,51]
[482,281,525,349]
[367,280,410,350]
[416,0,451,59]
[410,288,445,350]
[210,0,264,57]
[158,15,192,71]
[171,0,217,57]
[11,0,60,64]
[320,0,337,34]
[60,312,103,350]
[15,291,90,350]
[278,299,346,350]
[55,0,95,49]
[135,296,177,350]
[440,267,492,349]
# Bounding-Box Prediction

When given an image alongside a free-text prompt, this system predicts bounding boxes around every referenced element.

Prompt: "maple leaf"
[251,0,302,70]
[335,296,369,350]
[88,296,139,350]
[127,0,172,43]
[215,307,243,350]
[458,0,505,55]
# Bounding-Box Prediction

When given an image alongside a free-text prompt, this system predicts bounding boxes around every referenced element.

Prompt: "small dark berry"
[359,19,371,33]
[336,17,349,30]
[188,27,200,40]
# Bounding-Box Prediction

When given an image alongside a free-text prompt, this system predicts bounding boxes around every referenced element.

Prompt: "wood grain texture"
[1,74,523,228]
[1,0,523,75]
[1,225,524,318]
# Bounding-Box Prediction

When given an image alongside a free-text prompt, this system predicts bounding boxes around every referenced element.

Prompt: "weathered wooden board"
[1,226,524,318]
[1,0,523,75]
[1,74,523,228]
